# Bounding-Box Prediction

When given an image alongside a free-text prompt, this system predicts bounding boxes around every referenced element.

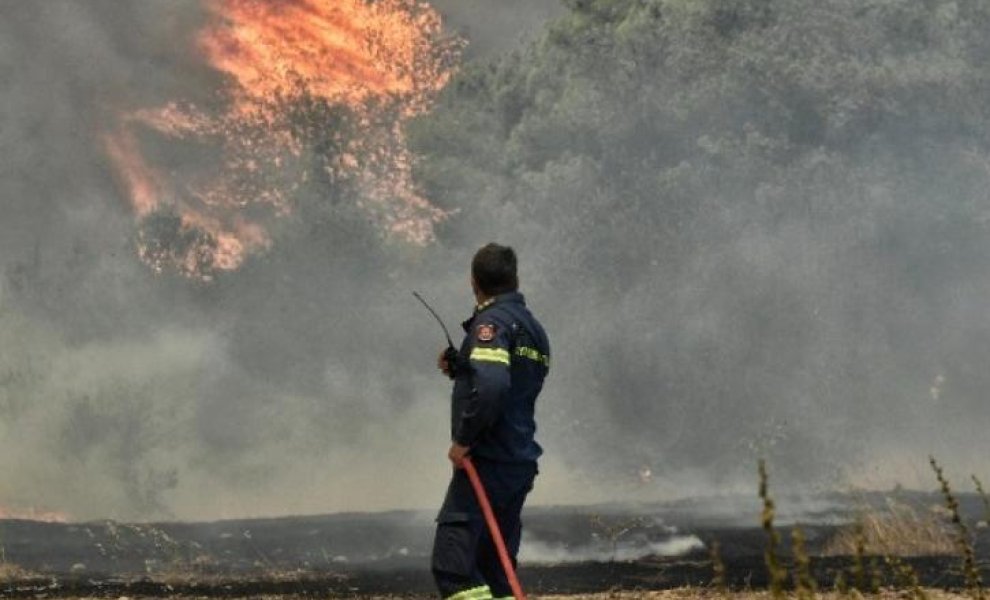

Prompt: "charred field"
[2,490,989,598]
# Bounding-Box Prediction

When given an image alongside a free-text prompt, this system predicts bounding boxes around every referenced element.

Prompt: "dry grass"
[534,593,976,600]
[47,593,981,600]
[286,591,981,600]
[821,498,956,557]
[0,561,39,581]
[759,459,786,598]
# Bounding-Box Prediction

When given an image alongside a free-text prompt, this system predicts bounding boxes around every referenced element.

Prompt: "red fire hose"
[461,457,527,600]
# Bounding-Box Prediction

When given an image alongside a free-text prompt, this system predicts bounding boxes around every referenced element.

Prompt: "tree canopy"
[408,0,990,484]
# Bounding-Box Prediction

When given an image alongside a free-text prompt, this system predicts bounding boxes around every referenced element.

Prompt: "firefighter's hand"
[437,349,452,376]
[448,442,470,468]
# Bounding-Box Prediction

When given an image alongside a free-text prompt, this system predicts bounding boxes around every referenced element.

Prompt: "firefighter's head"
[471,243,518,300]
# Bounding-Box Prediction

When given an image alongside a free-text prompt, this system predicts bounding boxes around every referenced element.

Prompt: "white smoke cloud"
[520,534,704,564]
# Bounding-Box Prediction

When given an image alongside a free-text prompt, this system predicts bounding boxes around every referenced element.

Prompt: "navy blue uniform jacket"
[451,292,550,464]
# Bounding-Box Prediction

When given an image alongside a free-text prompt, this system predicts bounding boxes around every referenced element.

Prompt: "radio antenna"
[412,291,455,349]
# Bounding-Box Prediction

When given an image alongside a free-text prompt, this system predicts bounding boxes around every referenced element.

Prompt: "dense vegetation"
[409,0,990,484]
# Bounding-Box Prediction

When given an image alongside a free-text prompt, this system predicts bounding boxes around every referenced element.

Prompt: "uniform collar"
[463,292,525,330]
[475,291,525,313]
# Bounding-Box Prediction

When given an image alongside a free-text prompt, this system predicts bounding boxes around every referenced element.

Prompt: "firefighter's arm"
[453,317,512,447]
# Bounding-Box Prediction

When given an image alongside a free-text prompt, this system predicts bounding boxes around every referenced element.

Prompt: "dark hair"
[472,243,518,296]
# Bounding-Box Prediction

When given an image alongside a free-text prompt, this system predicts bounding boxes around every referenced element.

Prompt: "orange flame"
[104,0,460,279]
[199,0,449,112]
[0,505,70,523]
[102,128,161,218]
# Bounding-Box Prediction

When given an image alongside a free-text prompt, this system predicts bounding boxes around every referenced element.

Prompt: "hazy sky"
[0,0,985,523]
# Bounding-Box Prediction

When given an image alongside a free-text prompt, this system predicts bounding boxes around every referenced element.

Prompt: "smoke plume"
[4,0,989,523]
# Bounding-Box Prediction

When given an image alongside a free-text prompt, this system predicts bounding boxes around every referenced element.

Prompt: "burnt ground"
[0,490,988,597]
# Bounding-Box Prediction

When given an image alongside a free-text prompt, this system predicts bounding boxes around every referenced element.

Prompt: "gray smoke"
[405,0,990,507]
[429,0,565,57]
[0,0,983,523]
[0,0,454,521]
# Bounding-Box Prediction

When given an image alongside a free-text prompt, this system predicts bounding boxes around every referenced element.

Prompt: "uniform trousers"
[431,458,537,600]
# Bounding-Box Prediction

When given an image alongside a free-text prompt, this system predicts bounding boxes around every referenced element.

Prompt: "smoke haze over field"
[3,0,990,522]
[0,0,565,521]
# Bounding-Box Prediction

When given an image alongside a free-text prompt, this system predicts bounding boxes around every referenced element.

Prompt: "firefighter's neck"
[472,277,492,310]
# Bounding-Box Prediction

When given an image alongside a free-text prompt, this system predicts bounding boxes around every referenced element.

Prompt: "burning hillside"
[103,0,460,280]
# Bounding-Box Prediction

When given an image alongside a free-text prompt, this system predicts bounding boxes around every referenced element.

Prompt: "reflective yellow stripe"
[470,347,510,365]
[446,585,493,600]
[515,345,550,367]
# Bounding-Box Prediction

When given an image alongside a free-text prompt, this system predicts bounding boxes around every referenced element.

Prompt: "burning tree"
[104,0,462,280]
[137,208,219,280]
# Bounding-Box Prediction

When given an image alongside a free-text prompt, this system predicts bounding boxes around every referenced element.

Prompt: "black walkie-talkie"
[412,291,459,380]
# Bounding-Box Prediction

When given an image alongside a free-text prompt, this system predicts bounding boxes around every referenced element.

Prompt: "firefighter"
[431,243,551,600]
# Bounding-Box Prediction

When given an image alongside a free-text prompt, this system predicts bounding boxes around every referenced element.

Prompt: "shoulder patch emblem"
[476,323,496,342]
